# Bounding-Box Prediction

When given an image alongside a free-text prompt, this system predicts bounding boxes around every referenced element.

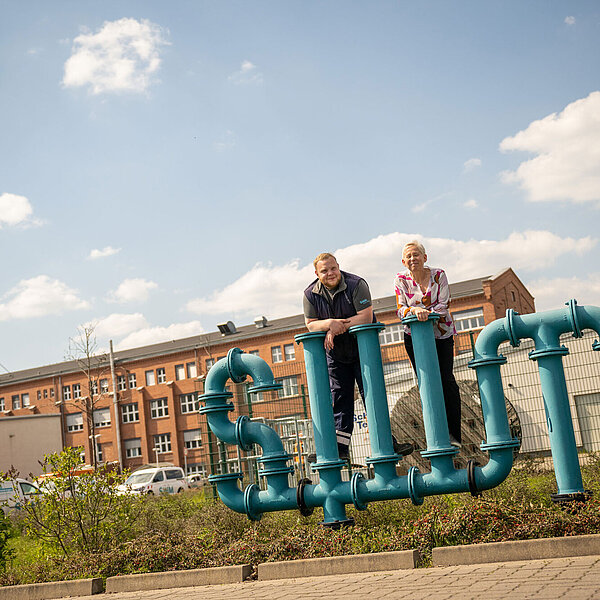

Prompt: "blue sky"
[1,1,599,371]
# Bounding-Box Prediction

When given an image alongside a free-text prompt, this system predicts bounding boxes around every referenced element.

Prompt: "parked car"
[187,474,208,489]
[117,466,189,495]
[0,478,41,514]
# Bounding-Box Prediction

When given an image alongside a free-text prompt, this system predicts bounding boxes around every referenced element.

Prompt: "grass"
[2,454,600,585]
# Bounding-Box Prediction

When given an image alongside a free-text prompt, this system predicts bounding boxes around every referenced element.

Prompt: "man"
[303,253,413,461]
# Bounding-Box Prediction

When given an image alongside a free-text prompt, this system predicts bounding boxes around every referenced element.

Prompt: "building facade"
[0,268,535,477]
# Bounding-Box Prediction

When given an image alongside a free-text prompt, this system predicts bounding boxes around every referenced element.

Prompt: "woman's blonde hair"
[402,240,426,257]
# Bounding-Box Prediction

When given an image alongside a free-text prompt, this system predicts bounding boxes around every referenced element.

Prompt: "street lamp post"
[153,446,160,468]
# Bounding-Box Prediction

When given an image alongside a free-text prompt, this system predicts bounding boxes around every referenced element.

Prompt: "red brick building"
[0,268,534,477]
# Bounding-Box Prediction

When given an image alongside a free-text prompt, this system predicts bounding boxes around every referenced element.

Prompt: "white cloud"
[85,313,148,338]
[527,273,600,312]
[88,246,121,259]
[0,193,37,228]
[186,230,596,322]
[62,18,169,95]
[500,91,600,204]
[463,158,482,172]
[565,16,576,25]
[107,278,158,303]
[214,130,236,153]
[463,199,479,209]
[228,60,263,85]
[115,321,204,350]
[0,276,89,321]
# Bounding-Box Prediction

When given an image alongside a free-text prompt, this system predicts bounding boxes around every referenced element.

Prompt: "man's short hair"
[313,252,338,269]
[402,240,426,256]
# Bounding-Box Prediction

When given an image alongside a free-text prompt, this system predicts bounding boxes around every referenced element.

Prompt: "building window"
[100,379,109,393]
[277,376,299,398]
[154,433,171,454]
[62,386,71,401]
[21,393,30,407]
[150,398,169,419]
[72,383,81,399]
[50,388,54,398]
[37,390,41,401]
[284,343,296,361]
[186,463,207,476]
[453,308,485,332]
[184,429,202,449]
[205,358,215,371]
[124,438,142,458]
[121,403,139,423]
[128,373,137,388]
[145,370,156,386]
[379,323,404,345]
[186,362,197,379]
[271,346,283,363]
[511,290,516,302]
[95,443,103,463]
[94,408,111,428]
[12,395,20,410]
[248,350,259,356]
[44,389,48,399]
[0,398,4,411]
[66,412,84,432]
[180,393,198,414]
[175,364,185,380]
[117,376,127,391]
[91,380,98,395]
[156,368,166,384]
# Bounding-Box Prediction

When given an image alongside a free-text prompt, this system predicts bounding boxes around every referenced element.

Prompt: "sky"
[1,1,600,372]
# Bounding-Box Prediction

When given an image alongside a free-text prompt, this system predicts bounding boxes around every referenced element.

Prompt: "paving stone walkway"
[76,554,600,600]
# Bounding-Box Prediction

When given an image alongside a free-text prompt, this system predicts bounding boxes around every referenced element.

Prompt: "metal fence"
[196,328,600,489]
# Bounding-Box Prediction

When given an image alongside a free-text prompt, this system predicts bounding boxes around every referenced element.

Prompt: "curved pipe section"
[199,348,297,520]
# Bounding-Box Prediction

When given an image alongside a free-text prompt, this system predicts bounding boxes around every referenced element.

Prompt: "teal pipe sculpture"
[199,300,599,525]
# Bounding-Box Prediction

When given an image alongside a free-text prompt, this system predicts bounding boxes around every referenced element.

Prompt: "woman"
[394,240,462,447]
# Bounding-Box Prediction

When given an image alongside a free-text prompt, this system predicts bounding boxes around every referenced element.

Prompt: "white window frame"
[124,438,142,458]
[21,393,30,407]
[453,307,485,332]
[379,323,404,346]
[154,433,171,454]
[66,412,84,432]
[183,429,202,449]
[186,362,197,379]
[100,378,109,393]
[117,376,126,391]
[128,373,137,388]
[175,364,185,380]
[145,370,156,386]
[284,343,295,361]
[0,398,5,411]
[121,403,139,423]
[271,346,283,363]
[277,376,299,398]
[62,386,71,401]
[150,397,169,419]
[12,395,21,410]
[93,407,111,428]
[186,463,207,476]
[91,380,98,395]
[72,383,81,399]
[156,368,166,384]
[205,358,216,372]
[180,393,198,414]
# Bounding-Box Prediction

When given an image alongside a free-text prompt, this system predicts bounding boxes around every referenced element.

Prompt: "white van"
[0,478,41,514]
[118,466,189,495]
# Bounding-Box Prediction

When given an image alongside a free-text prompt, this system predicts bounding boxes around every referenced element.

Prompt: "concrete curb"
[258,549,421,580]
[433,533,600,566]
[0,577,102,599]
[105,564,252,593]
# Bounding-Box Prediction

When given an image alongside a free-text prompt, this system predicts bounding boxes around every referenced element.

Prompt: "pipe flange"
[480,438,521,452]
[235,416,253,451]
[350,472,368,511]
[296,478,314,517]
[467,460,481,497]
[468,355,507,369]
[528,346,569,361]
[407,466,424,506]
[198,402,235,415]
[208,472,243,484]
[243,484,262,521]
[506,309,521,348]
[227,348,247,383]
[566,299,583,339]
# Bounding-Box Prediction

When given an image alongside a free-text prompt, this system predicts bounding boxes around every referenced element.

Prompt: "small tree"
[66,325,110,470]
[20,448,135,556]
[0,508,14,572]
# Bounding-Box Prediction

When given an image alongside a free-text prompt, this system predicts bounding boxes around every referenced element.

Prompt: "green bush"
[0,511,14,572]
